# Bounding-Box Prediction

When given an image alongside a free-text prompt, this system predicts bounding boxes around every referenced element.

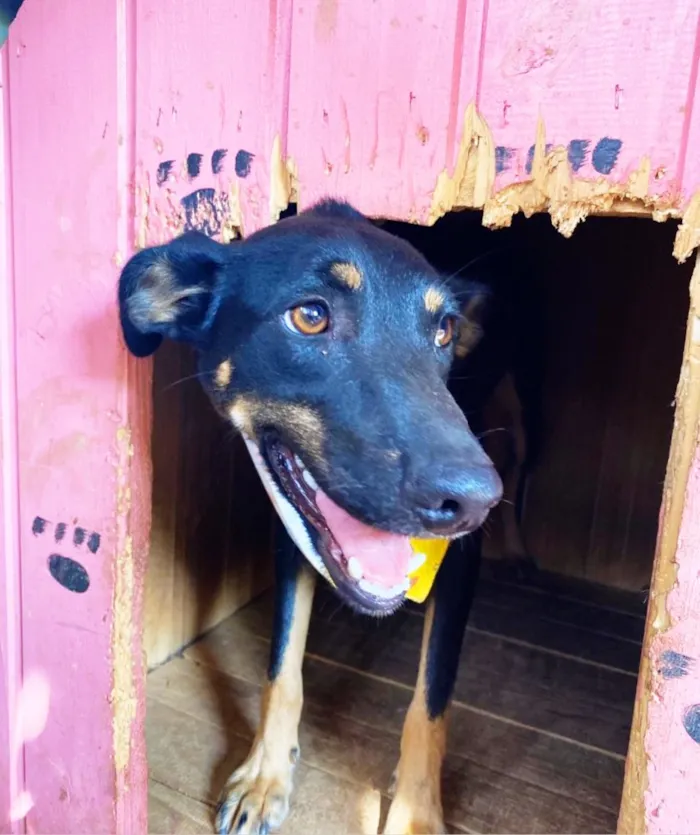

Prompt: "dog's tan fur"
[229,396,326,470]
[423,286,446,315]
[135,259,206,325]
[385,599,447,834]
[218,568,316,834]
[215,359,233,388]
[330,261,363,291]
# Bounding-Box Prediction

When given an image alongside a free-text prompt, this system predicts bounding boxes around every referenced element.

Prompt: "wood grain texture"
[287,0,487,222]
[181,636,625,818]
[151,653,617,833]
[227,595,635,754]
[144,570,635,833]
[518,216,689,590]
[145,344,274,668]
[619,253,700,835]
[4,0,149,831]
[480,0,700,199]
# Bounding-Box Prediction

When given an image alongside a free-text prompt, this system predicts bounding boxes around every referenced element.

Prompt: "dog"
[118,199,541,834]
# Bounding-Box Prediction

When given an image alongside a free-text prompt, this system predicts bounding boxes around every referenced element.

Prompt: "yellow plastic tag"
[406,538,450,603]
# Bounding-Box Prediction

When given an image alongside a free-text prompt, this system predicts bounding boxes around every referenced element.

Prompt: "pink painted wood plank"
[675,19,700,211]
[287,0,487,221]
[0,42,24,835]
[643,440,700,834]
[477,0,700,200]
[6,1,149,832]
[134,0,293,241]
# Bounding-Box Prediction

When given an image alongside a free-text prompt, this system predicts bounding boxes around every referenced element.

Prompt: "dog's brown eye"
[285,302,330,336]
[435,315,455,348]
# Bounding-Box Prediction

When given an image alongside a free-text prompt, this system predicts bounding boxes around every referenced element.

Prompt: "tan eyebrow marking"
[424,286,446,314]
[215,359,233,388]
[330,261,363,291]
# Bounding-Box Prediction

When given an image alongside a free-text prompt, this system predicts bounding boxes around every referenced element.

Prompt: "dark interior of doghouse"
[144,211,690,835]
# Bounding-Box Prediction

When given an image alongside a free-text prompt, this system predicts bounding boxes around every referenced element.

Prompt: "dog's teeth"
[294,454,304,468]
[348,557,364,580]
[302,468,318,490]
[407,552,427,574]
[358,578,405,600]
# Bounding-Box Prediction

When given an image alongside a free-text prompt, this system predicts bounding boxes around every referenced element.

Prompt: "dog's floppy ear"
[118,231,228,357]
[450,280,491,359]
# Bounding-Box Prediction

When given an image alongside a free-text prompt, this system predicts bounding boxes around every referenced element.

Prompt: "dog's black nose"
[409,465,503,535]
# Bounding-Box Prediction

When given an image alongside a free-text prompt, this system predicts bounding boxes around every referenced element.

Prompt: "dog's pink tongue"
[316,491,413,587]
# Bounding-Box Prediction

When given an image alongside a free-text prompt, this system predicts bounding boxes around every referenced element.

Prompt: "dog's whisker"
[158,370,211,392]
[476,426,510,441]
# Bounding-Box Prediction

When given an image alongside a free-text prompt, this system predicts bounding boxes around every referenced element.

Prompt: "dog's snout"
[409,464,503,535]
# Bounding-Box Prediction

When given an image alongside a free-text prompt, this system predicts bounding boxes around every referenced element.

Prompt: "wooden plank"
[135,0,289,667]
[6,1,149,832]
[287,0,487,221]
[0,40,21,835]
[313,584,642,673]
[134,0,293,241]
[147,697,393,835]
[222,593,635,755]
[514,217,686,591]
[149,781,213,835]
[474,579,645,644]
[482,565,647,617]
[619,254,700,834]
[150,657,618,833]
[145,343,274,668]
[185,604,626,814]
[478,0,700,218]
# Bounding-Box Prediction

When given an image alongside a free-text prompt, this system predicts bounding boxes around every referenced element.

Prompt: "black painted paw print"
[32,516,101,594]
[658,650,700,746]
[495,136,624,176]
[156,148,255,238]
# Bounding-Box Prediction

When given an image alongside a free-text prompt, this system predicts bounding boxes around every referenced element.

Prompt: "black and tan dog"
[118,199,540,834]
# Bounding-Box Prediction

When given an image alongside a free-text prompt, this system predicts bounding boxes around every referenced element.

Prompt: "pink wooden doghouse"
[2,0,700,832]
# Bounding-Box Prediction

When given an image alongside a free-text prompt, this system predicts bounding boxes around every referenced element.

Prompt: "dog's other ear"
[118,231,228,357]
[451,280,491,359]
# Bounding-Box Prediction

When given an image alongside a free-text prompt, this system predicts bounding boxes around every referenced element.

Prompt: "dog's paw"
[215,742,297,834]
[383,795,445,835]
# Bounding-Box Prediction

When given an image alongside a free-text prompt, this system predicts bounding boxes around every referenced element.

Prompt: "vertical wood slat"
[3,0,149,830]
[0,40,24,835]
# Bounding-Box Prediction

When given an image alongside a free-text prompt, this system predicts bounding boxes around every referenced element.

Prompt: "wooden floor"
[146,565,646,834]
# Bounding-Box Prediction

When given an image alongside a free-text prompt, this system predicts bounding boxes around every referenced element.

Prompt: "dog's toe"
[383,797,445,835]
[215,767,292,834]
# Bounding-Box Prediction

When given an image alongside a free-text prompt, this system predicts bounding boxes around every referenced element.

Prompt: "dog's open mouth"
[241,432,425,614]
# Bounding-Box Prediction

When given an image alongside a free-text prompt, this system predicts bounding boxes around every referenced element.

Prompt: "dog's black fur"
[119,199,542,834]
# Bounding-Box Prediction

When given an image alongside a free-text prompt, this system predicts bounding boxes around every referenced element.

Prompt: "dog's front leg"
[384,538,482,835]
[216,523,315,834]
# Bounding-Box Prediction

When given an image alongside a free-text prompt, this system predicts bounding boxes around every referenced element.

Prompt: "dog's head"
[119,200,502,614]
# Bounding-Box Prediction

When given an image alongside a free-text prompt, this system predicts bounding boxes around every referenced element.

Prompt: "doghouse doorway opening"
[143,210,691,834]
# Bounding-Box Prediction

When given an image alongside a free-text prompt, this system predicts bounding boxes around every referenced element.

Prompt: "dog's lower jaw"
[383,699,447,835]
